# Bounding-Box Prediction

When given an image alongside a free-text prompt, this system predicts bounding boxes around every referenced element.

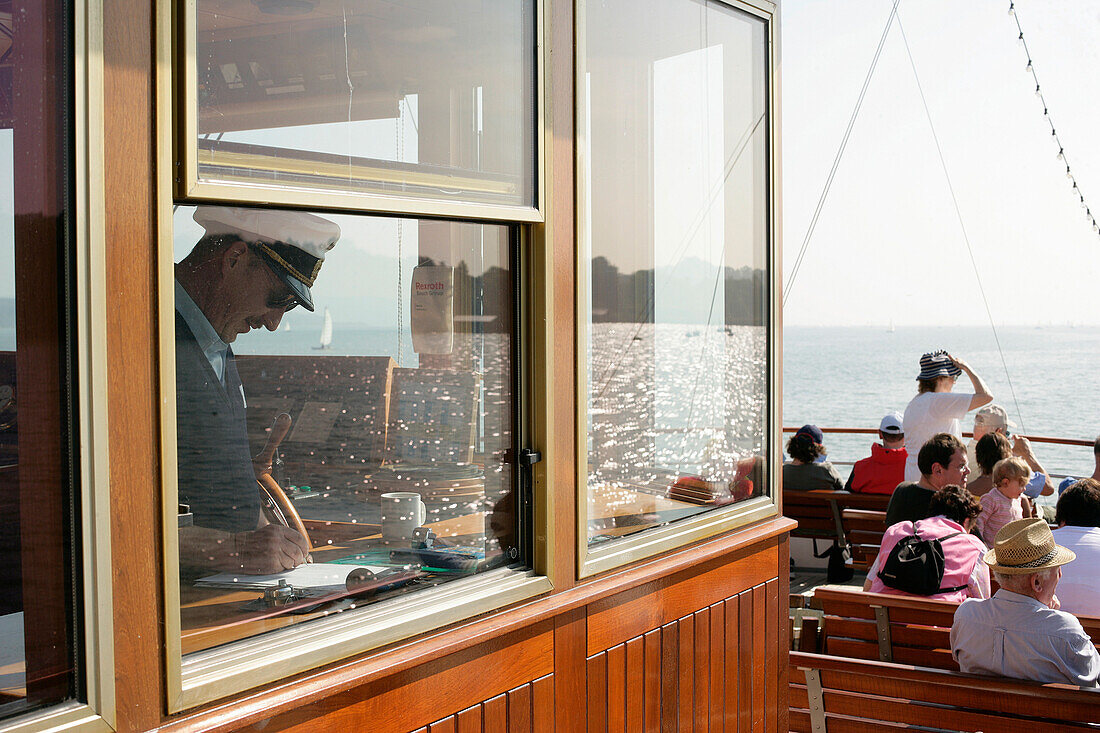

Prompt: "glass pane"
[172,205,518,652]
[582,0,770,547]
[0,0,81,720]
[191,1,536,209]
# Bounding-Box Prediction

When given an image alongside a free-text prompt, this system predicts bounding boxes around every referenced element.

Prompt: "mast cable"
[783,0,901,306]
[895,13,1027,435]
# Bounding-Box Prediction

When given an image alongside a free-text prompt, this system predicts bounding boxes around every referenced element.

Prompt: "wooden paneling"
[586,537,778,654]
[414,675,553,733]
[254,624,553,733]
[586,583,783,733]
[104,0,162,728]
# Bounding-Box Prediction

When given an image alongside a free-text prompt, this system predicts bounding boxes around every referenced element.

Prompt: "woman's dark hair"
[1055,478,1100,527]
[786,433,825,463]
[928,484,982,525]
[917,378,939,394]
[975,432,1012,476]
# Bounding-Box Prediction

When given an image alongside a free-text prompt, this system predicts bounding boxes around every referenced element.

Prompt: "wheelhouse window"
[180,0,538,214]
[0,0,82,721]
[171,206,520,653]
[579,0,772,564]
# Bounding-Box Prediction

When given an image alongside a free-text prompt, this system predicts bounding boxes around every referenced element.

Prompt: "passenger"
[975,457,1041,548]
[965,404,1014,475]
[902,351,992,482]
[1052,479,1100,615]
[966,432,1011,497]
[885,433,969,527]
[951,518,1100,687]
[781,425,843,491]
[864,485,989,601]
[843,411,907,494]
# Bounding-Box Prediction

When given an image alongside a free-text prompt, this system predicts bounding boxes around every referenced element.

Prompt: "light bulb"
[1035,85,1042,97]
[1018,32,1024,45]
[1067,166,1073,178]
[1008,2,1014,15]
[1026,61,1033,72]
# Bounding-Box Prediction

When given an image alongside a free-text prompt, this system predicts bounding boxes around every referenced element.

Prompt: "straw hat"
[983,518,1076,575]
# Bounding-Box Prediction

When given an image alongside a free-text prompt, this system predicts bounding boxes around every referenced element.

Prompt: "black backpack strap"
[936,532,968,592]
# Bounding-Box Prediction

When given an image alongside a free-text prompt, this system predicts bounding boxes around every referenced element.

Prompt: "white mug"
[380,492,427,543]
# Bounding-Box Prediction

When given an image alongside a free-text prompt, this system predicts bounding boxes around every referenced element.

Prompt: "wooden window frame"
[574,0,782,578]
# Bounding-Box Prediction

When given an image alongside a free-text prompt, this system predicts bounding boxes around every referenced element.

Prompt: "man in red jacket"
[845,412,908,494]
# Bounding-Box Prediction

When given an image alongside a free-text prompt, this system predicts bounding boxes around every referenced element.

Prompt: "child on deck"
[975,457,1032,548]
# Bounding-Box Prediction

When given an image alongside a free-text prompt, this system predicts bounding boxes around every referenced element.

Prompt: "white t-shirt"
[902,391,973,482]
[1052,525,1100,616]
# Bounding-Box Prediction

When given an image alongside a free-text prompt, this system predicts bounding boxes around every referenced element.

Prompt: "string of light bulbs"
[1009,1,1099,236]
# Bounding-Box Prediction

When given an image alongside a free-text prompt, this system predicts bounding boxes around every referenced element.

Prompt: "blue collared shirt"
[175,278,228,385]
[951,588,1100,687]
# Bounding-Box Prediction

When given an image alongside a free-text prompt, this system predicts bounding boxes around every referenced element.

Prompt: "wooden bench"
[841,509,886,571]
[783,490,891,547]
[806,585,1100,669]
[790,650,1100,733]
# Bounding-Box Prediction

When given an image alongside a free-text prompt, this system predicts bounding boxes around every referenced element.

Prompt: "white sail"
[318,307,333,348]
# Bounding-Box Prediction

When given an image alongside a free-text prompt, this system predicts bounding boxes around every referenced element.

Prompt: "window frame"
[173,0,547,225]
[574,0,781,578]
[158,0,554,712]
[2,0,116,730]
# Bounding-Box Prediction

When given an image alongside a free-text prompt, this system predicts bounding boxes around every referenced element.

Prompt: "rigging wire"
[1008,1,1099,236]
[895,12,1027,435]
[783,0,901,306]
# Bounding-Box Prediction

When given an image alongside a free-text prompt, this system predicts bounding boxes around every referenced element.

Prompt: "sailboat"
[313,307,333,350]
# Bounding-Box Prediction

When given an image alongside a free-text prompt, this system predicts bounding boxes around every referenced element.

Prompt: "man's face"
[934,448,970,488]
[210,243,297,343]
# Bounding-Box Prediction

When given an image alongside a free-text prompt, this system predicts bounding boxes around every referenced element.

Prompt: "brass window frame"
[574,0,782,579]
[173,0,547,224]
[3,0,117,730]
[158,0,555,713]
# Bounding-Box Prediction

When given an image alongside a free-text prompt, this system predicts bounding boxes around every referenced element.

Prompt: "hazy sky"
[782,1,1100,326]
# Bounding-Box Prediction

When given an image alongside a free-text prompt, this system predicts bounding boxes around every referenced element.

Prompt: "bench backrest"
[811,585,1100,670]
[790,650,1100,733]
[841,508,886,571]
[782,489,891,543]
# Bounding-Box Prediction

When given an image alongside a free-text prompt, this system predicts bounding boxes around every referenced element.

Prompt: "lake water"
[784,325,1100,478]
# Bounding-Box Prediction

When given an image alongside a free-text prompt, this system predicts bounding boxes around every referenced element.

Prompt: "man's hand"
[1011,435,1036,460]
[1049,593,1061,611]
[235,525,309,574]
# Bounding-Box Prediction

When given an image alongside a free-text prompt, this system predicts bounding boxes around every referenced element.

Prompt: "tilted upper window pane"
[188,1,536,211]
[582,0,770,547]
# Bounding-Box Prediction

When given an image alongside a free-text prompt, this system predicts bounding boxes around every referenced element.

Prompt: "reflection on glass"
[173,205,516,652]
[0,0,79,720]
[583,0,769,546]
[191,1,535,208]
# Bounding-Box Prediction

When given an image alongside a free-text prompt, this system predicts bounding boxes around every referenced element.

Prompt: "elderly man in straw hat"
[175,205,340,575]
[950,518,1100,686]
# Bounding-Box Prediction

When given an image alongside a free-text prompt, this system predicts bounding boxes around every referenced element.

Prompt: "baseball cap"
[974,404,1017,431]
[879,411,904,435]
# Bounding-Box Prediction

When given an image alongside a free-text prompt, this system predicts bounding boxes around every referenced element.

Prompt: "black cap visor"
[250,243,316,312]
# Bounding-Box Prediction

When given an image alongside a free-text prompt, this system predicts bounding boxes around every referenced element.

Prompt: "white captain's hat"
[193,205,341,312]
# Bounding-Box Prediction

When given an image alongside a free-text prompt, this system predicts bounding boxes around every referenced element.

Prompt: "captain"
[175,205,340,574]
